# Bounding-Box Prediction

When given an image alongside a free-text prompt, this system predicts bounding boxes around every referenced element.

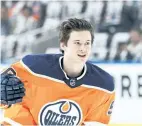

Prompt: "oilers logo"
[38,99,82,126]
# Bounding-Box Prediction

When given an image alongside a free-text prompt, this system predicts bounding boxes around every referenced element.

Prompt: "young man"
[0,18,115,126]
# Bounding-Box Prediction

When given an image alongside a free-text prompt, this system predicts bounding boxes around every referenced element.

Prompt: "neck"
[63,57,84,78]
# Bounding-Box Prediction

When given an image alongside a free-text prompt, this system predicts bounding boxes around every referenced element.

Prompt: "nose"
[79,44,85,52]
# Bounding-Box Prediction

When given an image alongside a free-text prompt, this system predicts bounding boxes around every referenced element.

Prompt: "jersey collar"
[59,56,87,80]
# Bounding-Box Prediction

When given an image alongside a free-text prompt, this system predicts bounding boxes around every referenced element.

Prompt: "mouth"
[77,54,86,58]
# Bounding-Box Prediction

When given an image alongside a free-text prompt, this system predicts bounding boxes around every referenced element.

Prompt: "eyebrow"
[73,40,91,42]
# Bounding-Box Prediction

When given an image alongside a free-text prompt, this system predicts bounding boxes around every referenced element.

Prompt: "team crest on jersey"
[38,99,82,126]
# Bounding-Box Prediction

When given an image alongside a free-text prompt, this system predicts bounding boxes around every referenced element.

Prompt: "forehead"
[69,31,91,41]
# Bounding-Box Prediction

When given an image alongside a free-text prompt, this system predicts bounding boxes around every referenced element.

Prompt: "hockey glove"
[0,74,25,106]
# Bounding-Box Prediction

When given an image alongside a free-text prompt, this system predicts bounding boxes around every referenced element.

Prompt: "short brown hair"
[59,18,94,53]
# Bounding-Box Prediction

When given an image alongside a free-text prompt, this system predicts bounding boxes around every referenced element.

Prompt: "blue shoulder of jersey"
[21,54,64,80]
[21,54,114,92]
[85,62,115,92]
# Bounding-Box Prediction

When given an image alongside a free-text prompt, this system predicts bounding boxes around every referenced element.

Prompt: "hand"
[0,74,25,107]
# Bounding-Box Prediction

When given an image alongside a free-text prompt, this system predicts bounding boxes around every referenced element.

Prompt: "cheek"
[66,46,76,54]
[87,47,92,55]
[87,45,92,51]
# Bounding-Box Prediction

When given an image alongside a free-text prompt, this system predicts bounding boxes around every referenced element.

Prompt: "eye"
[85,42,91,45]
[74,41,80,45]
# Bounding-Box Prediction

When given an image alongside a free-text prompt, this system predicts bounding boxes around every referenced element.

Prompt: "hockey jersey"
[2,54,115,125]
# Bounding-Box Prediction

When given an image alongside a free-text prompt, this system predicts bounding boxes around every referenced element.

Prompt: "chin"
[78,57,88,63]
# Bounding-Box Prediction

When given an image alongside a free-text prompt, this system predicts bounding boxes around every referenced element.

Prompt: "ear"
[60,42,66,51]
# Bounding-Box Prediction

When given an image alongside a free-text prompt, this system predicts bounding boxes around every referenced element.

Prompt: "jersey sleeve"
[84,92,115,124]
[1,60,36,125]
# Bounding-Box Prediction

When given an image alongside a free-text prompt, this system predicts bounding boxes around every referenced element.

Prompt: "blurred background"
[1,0,142,63]
[0,0,142,125]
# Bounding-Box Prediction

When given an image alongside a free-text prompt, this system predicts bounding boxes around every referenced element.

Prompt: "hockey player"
[0,18,115,126]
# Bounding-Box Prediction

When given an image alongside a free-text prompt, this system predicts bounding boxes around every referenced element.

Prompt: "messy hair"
[59,18,94,53]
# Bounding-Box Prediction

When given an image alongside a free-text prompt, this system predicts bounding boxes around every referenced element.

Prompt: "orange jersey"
[2,54,115,125]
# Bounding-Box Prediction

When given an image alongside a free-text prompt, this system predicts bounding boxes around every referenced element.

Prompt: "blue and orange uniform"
[2,54,115,125]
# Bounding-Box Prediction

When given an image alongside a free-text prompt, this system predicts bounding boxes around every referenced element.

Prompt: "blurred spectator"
[127,30,142,61]
[98,1,123,33]
[8,1,19,17]
[99,1,107,25]
[1,6,11,36]
[38,2,47,27]
[14,5,38,34]
[138,1,142,30]
[32,1,47,28]
[114,42,133,61]
[97,1,108,32]
[98,1,140,33]
[80,1,88,14]
[1,1,142,63]
[116,1,140,32]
